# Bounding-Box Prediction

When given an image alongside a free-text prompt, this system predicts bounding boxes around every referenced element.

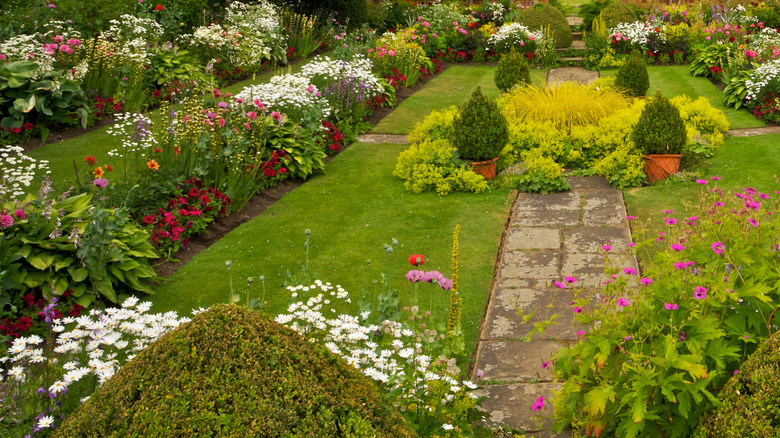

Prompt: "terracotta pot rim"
[470,156,499,165]
[643,154,682,159]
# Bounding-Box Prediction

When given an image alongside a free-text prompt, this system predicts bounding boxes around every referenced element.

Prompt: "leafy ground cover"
[371,65,548,135]
[150,141,512,357]
[601,65,765,129]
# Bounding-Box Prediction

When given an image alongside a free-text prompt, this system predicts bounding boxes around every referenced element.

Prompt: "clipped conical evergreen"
[451,87,509,161]
[494,48,531,93]
[631,91,687,155]
[615,50,650,97]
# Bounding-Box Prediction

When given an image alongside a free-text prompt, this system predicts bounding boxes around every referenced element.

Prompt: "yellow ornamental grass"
[498,82,631,133]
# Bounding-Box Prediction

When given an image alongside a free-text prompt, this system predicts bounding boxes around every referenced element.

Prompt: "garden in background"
[2,0,780,437]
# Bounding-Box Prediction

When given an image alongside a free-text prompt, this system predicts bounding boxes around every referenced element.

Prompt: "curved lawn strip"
[371,65,548,135]
[601,65,765,130]
[150,141,512,356]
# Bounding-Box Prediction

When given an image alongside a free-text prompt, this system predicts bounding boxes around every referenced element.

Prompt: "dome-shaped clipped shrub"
[598,0,637,29]
[54,305,413,437]
[615,50,649,97]
[631,91,687,155]
[515,2,573,48]
[451,86,509,162]
[693,332,780,438]
[495,47,531,93]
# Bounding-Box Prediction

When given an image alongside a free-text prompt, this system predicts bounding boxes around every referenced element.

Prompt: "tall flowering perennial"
[487,22,543,56]
[745,58,780,102]
[608,21,665,53]
[536,180,780,437]
[0,145,50,200]
[274,280,485,435]
[0,297,190,433]
[233,74,331,127]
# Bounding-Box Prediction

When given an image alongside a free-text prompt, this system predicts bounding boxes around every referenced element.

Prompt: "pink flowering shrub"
[535,180,780,437]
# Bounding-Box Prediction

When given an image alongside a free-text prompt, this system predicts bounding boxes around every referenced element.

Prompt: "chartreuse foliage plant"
[541,181,780,438]
[55,304,415,437]
[394,139,488,196]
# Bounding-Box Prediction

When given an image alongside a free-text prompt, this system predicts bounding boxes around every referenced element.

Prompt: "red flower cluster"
[141,178,230,255]
[316,120,345,154]
[93,95,122,118]
[0,122,35,135]
[0,291,82,339]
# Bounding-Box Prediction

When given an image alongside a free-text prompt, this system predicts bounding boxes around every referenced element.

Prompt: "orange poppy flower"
[93,167,104,178]
[146,159,160,171]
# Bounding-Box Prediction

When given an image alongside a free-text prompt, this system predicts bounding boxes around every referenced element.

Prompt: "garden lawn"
[371,65,549,135]
[624,133,780,263]
[601,65,765,130]
[150,141,513,357]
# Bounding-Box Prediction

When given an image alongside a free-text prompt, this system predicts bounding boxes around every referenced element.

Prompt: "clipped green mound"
[598,1,637,29]
[516,3,573,49]
[54,305,413,437]
[694,332,780,438]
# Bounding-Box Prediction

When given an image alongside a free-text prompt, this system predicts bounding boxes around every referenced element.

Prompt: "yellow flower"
[93,167,104,178]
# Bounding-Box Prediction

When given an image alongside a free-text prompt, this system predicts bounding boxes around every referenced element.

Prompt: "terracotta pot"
[643,154,681,183]
[470,156,499,180]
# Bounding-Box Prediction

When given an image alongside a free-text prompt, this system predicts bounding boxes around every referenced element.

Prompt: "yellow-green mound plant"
[54,305,414,437]
[394,139,488,195]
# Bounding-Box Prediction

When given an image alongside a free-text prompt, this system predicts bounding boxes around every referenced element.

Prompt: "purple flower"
[710,176,722,180]
[217,102,228,109]
[476,369,484,378]
[623,267,637,275]
[405,270,423,283]
[93,178,109,188]
[712,241,724,255]
[438,277,453,290]
[602,244,611,251]
[564,276,577,284]
[422,270,443,283]
[663,209,674,213]
[640,277,652,285]
[696,179,707,184]
[0,214,13,228]
[694,286,707,300]
[748,217,759,226]
[665,217,677,225]
[671,243,685,251]
[554,281,566,289]
[625,215,636,220]
[541,361,549,369]
[577,330,587,337]
[617,298,630,307]
[664,303,678,310]
[573,306,583,314]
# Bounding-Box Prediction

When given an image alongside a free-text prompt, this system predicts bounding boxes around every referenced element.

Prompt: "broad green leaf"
[68,266,88,282]
[52,276,69,294]
[27,251,56,270]
[584,385,616,416]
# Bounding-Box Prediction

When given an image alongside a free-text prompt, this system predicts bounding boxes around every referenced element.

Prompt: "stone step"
[566,16,584,27]
[556,41,587,52]
[572,31,583,40]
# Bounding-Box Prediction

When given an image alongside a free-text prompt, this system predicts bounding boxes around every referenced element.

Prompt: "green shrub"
[497,148,570,194]
[694,331,780,438]
[494,47,531,93]
[54,304,414,437]
[614,50,650,97]
[294,0,368,28]
[451,87,509,162]
[394,139,488,195]
[598,0,637,29]
[579,0,614,30]
[631,91,687,155]
[515,2,573,48]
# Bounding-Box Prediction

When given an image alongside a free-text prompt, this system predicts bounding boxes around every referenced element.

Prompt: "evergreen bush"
[54,305,414,437]
[631,91,687,155]
[598,1,637,29]
[494,48,531,93]
[451,87,509,162]
[515,2,573,48]
[615,50,650,97]
[693,332,780,438]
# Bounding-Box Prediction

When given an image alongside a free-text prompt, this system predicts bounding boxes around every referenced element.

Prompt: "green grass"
[624,133,780,262]
[150,141,513,356]
[601,65,765,130]
[371,65,549,135]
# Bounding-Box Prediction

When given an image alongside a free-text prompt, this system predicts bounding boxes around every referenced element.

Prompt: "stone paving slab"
[474,340,558,381]
[566,175,612,191]
[563,226,633,253]
[474,382,561,432]
[511,209,581,227]
[506,227,561,250]
[499,252,560,280]
[547,68,599,86]
[514,191,581,211]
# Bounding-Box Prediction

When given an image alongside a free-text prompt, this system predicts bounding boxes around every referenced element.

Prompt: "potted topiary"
[450,87,509,180]
[631,91,687,183]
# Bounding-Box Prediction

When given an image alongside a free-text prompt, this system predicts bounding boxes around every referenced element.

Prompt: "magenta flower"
[665,217,677,225]
[532,396,545,411]
[674,262,687,270]
[564,276,577,284]
[748,217,759,226]
[422,270,443,283]
[554,281,566,289]
[577,330,587,337]
[671,243,685,251]
[710,176,722,180]
[623,267,637,275]
[663,209,674,213]
[694,286,707,300]
[217,102,228,109]
[712,241,725,255]
[696,179,707,184]
[438,277,453,290]
[0,214,13,228]
[625,215,636,220]
[602,244,611,251]
[13,209,25,219]
[629,242,637,247]
[734,370,739,375]
[617,298,630,307]
[664,303,678,310]
[93,178,109,188]
[640,277,652,285]
[687,216,698,223]
[574,307,583,314]
[541,361,549,369]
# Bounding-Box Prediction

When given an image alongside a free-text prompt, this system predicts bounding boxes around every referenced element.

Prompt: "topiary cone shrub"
[53,304,414,437]
[615,50,649,97]
[631,91,687,155]
[494,47,531,93]
[693,331,780,437]
[451,86,509,162]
